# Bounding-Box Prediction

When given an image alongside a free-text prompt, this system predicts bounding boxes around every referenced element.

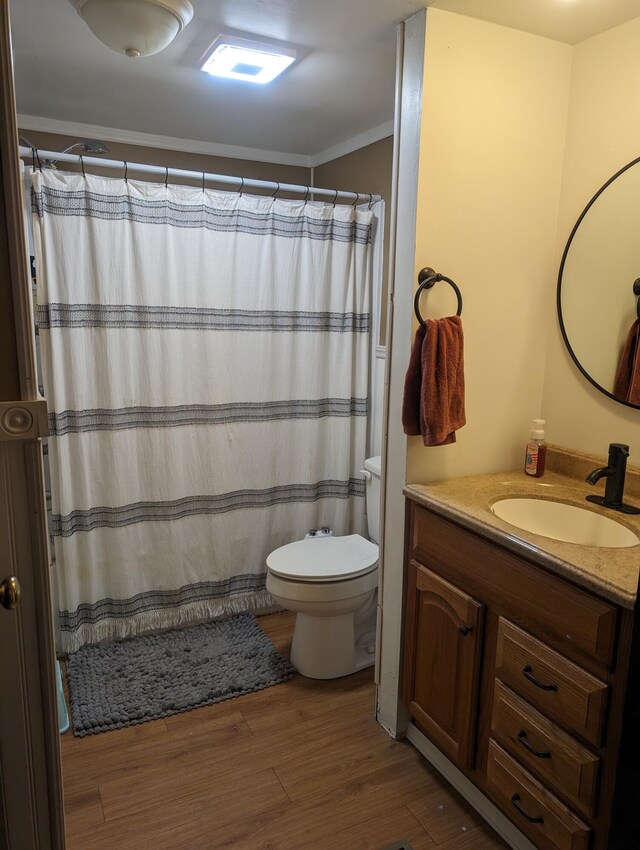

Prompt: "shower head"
[17,136,110,170]
[60,140,110,155]
[35,139,111,170]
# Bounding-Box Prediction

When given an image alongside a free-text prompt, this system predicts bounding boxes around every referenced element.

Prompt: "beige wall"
[18,129,311,197]
[406,9,572,483]
[315,137,393,344]
[541,17,640,456]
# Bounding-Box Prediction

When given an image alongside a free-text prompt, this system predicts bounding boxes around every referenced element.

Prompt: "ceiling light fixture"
[200,36,296,84]
[70,0,194,59]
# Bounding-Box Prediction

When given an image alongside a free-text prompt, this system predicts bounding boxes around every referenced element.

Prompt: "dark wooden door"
[404,560,484,769]
[0,1,65,845]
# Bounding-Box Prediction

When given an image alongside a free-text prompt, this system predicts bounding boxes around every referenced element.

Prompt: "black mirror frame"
[557,154,640,411]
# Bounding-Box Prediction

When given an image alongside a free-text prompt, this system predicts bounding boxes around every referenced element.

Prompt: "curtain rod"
[18,147,382,205]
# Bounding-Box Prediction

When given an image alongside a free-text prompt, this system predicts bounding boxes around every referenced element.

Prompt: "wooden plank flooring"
[61,612,508,850]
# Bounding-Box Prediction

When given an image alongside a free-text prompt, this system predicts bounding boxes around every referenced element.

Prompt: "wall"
[541,17,640,456]
[378,5,574,736]
[315,137,393,345]
[315,137,394,457]
[406,9,572,484]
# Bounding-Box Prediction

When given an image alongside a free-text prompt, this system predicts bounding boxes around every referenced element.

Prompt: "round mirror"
[558,156,640,409]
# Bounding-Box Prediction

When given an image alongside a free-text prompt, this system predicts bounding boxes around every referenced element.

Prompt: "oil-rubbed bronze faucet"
[585,443,640,514]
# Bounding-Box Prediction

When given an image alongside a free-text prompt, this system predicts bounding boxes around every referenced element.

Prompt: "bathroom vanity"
[402,461,640,850]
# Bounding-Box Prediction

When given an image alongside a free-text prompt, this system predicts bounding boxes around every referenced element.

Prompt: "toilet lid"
[267,534,379,582]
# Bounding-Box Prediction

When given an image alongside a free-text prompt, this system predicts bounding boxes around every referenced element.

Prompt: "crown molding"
[17,114,394,171]
[17,114,312,168]
[310,120,394,168]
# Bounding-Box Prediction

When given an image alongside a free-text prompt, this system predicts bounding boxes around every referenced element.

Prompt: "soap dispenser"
[524,418,546,478]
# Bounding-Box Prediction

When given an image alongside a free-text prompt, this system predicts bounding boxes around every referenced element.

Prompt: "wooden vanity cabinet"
[403,561,484,769]
[402,498,640,850]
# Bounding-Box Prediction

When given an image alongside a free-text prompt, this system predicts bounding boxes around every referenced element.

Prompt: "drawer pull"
[459,624,473,636]
[517,730,551,759]
[511,793,544,824]
[523,665,558,692]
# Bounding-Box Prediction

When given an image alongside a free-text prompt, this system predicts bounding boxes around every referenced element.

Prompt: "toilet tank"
[363,456,382,544]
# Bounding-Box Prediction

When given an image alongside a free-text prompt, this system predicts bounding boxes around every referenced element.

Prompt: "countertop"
[404,470,640,609]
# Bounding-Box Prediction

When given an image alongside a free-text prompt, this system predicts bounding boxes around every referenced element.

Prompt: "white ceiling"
[11,0,422,160]
[10,0,640,163]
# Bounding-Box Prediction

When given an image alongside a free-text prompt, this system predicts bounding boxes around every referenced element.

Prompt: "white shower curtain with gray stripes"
[32,169,374,652]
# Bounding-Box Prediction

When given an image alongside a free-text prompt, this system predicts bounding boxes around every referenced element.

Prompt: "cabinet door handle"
[517,730,551,759]
[459,624,473,636]
[511,793,544,824]
[522,665,558,692]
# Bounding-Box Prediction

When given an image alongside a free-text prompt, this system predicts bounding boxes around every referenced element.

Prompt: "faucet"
[585,443,640,515]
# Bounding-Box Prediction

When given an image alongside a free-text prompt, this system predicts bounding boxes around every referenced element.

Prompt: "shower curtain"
[31,169,374,652]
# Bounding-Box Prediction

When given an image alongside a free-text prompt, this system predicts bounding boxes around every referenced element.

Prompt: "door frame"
[376,9,425,739]
[0,0,65,846]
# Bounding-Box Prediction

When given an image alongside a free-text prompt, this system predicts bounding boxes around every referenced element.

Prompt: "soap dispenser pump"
[524,418,546,478]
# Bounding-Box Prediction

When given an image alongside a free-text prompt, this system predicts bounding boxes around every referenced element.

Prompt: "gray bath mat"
[66,613,295,737]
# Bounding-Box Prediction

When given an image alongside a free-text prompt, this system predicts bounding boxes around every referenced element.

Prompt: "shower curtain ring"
[238,177,245,197]
[123,161,128,182]
[368,193,373,210]
[165,166,169,188]
[79,154,85,178]
[202,171,206,192]
[303,185,310,204]
[33,147,43,172]
[351,192,360,207]
[271,181,280,200]
[332,189,338,207]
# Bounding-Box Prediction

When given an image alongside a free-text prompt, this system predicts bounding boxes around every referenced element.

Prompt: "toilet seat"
[266,534,378,582]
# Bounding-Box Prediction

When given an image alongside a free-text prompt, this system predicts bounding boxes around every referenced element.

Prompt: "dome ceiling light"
[70,0,194,59]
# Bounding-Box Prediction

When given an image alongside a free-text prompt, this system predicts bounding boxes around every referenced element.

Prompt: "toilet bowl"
[266,456,381,679]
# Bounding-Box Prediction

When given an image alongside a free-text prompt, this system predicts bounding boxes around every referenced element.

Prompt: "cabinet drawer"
[495,619,609,747]
[411,505,617,667]
[491,680,600,818]
[487,739,590,850]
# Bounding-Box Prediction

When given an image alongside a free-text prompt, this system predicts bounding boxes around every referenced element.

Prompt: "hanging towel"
[402,316,466,446]
[401,323,426,437]
[614,320,640,405]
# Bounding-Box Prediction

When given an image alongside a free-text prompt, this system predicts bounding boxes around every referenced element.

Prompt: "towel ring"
[414,267,463,326]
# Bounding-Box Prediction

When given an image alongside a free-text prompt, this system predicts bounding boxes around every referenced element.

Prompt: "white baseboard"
[405,724,538,850]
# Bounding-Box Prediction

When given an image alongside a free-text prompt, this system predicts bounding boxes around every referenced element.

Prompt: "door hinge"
[0,400,48,441]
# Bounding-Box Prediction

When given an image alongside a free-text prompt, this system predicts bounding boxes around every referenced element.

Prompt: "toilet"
[266,456,381,679]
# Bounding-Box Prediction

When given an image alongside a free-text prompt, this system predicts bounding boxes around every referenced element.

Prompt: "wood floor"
[61,612,508,850]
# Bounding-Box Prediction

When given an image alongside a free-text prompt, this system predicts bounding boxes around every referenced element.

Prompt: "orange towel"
[614,320,640,405]
[402,316,466,446]
[401,323,426,437]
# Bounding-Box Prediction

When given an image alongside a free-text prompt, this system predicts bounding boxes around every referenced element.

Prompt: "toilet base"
[290,608,376,680]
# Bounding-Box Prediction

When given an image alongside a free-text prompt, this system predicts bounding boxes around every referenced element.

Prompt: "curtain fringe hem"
[59,589,280,654]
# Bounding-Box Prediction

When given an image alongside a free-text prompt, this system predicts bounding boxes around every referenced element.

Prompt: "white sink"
[490,498,639,548]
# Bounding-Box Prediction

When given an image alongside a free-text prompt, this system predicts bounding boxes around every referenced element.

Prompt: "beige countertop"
[404,469,640,609]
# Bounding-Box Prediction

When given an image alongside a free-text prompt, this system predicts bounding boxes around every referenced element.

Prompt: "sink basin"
[490,498,639,548]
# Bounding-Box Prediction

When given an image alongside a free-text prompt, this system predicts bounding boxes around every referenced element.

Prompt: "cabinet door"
[404,560,485,769]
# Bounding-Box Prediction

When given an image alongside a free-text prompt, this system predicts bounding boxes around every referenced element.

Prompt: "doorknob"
[0,577,20,610]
